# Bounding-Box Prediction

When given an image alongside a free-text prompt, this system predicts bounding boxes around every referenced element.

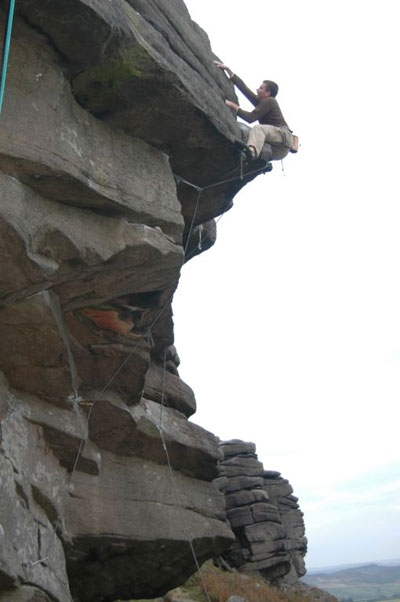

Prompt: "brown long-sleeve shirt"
[231,74,288,128]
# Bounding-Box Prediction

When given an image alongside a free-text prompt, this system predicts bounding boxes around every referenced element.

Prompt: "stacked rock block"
[263,468,307,583]
[215,440,307,584]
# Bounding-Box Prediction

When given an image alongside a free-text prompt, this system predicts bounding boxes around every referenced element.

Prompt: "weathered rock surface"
[216,440,307,584]
[0,1,303,601]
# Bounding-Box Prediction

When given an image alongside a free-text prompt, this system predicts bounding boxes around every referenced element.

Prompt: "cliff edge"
[0,2,304,601]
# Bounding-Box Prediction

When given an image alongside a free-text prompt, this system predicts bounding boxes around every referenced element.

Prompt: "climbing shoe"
[234,140,257,161]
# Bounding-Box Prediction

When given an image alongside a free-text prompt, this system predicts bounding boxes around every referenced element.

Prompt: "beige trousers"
[248,124,293,160]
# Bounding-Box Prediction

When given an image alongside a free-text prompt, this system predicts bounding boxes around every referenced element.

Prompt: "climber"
[214,61,297,161]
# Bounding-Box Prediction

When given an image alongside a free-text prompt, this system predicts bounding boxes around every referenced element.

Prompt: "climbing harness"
[0,0,16,115]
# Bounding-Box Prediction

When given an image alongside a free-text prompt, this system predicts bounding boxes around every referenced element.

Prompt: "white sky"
[173,0,400,569]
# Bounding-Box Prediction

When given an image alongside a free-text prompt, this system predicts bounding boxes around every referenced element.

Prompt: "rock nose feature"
[0,1,304,601]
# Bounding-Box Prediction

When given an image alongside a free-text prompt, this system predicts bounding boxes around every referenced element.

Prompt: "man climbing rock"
[214,61,295,162]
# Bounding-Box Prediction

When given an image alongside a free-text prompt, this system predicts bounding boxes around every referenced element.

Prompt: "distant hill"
[302,563,400,601]
[307,560,400,575]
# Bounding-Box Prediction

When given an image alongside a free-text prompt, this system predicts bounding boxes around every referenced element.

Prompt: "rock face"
[215,440,307,584]
[0,2,303,601]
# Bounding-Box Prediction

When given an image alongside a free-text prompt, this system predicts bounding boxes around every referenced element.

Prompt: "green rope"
[0,0,16,115]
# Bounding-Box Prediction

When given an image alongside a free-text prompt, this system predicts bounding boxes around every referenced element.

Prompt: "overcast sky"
[173,0,400,569]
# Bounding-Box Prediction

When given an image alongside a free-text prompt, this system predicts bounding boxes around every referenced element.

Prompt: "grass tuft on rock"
[121,561,338,602]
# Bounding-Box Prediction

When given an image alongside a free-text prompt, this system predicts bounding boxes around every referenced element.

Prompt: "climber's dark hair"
[263,80,279,97]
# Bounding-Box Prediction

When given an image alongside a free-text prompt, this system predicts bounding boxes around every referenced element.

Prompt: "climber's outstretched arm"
[214,61,258,106]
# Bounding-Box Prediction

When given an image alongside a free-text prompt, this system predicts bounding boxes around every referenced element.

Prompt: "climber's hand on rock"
[225,100,239,112]
[214,61,234,77]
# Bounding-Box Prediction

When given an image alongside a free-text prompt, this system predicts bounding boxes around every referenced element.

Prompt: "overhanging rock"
[13,0,268,225]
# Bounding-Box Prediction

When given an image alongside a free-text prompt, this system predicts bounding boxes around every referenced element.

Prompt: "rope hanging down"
[141,352,213,602]
[23,169,206,568]
[0,0,16,115]
[23,157,272,570]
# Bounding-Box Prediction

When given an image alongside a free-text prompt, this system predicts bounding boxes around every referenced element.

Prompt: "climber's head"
[257,80,279,99]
